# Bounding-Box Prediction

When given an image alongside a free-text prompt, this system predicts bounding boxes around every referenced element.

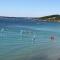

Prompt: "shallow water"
[0,21,60,60]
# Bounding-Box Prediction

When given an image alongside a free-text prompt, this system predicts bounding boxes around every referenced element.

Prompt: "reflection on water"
[0,26,60,60]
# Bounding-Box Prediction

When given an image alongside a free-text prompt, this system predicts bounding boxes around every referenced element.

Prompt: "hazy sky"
[0,0,60,17]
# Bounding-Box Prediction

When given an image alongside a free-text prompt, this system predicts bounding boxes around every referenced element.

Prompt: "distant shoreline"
[0,15,60,22]
[36,15,60,22]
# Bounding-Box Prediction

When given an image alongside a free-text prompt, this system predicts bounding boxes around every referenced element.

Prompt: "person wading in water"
[50,36,55,40]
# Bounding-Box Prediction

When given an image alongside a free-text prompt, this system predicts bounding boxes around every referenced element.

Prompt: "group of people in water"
[20,30,55,41]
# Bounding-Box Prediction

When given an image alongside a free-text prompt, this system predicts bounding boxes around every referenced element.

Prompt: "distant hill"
[0,15,60,23]
[38,15,60,22]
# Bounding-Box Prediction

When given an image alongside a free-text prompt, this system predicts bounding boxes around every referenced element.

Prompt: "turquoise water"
[0,22,60,60]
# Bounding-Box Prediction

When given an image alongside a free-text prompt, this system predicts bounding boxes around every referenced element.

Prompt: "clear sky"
[0,0,60,17]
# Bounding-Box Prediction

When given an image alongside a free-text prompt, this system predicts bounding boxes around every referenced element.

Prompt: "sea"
[0,18,60,60]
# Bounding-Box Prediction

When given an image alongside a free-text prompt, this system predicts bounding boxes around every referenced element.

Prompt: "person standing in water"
[32,35,36,44]
[50,35,55,40]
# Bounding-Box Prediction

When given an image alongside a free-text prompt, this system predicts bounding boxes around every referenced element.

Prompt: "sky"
[0,0,60,17]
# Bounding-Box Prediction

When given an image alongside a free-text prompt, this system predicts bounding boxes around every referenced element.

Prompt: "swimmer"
[32,35,36,44]
[50,35,55,40]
